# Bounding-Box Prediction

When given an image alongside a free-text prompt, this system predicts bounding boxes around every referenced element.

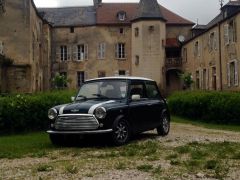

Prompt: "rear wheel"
[112,119,131,146]
[157,113,170,136]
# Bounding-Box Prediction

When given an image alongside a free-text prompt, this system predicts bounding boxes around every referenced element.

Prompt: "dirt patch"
[0,123,240,180]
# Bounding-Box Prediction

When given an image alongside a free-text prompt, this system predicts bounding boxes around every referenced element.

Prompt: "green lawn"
[0,132,54,159]
[172,116,240,132]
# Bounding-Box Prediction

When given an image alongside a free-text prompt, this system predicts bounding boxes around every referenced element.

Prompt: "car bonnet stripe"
[88,100,115,114]
[59,104,68,115]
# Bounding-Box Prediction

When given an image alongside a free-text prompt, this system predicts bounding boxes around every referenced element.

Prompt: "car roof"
[86,76,155,82]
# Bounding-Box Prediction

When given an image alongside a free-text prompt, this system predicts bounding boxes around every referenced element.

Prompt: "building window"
[70,27,75,33]
[60,72,67,87]
[196,71,200,89]
[119,70,126,76]
[77,44,88,61]
[98,43,106,59]
[182,48,187,62]
[0,0,6,13]
[115,43,126,59]
[227,60,238,87]
[224,19,237,45]
[194,41,200,57]
[148,25,154,32]
[135,55,139,65]
[98,71,106,78]
[0,41,3,55]
[212,67,217,90]
[135,27,139,37]
[209,32,217,51]
[60,46,68,61]
[202,69,208,90]
[119,28,124,34]
[117,11,126,21]
[77,71,85,87]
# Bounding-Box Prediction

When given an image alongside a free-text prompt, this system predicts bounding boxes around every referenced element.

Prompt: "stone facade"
[182,2,240,91]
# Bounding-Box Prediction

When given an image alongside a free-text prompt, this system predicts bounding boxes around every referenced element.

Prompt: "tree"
[179,72,194,90]
[52,73,71,89]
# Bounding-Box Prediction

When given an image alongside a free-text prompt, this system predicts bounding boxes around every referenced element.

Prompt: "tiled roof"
[38,6,96,27]
[133,0,165,21]
[97,3,194,25]
[225,0,240,6]
[38,3,194,27]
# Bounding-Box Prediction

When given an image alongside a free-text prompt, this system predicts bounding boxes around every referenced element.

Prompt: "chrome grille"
[55,114,99,130]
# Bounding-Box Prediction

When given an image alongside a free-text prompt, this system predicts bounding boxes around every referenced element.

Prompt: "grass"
[0,132,54,159]
[172,116,240,132]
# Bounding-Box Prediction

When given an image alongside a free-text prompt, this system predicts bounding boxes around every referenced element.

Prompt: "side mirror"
[71,97,75,102]
[131,94,141,101]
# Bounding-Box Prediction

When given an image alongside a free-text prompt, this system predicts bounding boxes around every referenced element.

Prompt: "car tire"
[157,112,170,136]
[49,134,64,146]
[112,119,131,146]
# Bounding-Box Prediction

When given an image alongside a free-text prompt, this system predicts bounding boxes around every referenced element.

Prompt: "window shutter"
[234,60,239,86]
[97,43,101,59]
[214,31,218,50]
[84,44,88,60]
[224,24,229,45]
[56,46,61,60]
[227,62,231,87]
[115,44,118,58]
[206,69,209,90]
[0,41,3,55]
[73,45,77,61]
[67,46,71,60]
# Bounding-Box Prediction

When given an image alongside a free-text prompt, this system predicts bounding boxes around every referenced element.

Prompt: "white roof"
[86,76,155,82]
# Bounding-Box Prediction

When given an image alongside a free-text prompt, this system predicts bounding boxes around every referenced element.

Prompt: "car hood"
[54,99,123,115]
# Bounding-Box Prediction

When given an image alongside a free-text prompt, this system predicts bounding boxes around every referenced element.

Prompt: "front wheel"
[157,113,170,136]
[112,119,131,146]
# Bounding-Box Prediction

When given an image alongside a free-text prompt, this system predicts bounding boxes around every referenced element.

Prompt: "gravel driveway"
[1,123,240,180]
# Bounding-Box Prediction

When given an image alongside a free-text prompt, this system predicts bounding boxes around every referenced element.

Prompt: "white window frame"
[60,46,68,61]
[0,41,3,55]
[194,41,201,57]
[115,43,126,59]
[77,44,88,61]
[98,43,106,60]
[227,60,238,87]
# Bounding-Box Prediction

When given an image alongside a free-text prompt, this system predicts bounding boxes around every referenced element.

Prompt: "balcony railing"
[165,57,182,69]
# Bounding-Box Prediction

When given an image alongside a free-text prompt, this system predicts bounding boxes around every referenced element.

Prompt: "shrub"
[0,90,76,134]
[168,91,240,124]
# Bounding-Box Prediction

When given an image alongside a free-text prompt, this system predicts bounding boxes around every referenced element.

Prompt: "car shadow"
[54,131,159,148]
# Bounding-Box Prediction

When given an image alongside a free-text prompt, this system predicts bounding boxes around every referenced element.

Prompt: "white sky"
[34,0,228,25]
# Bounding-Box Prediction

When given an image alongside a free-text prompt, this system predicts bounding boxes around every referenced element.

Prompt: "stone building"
[0,0,194,94]
[0,0,51,93]
[182,0,240,91]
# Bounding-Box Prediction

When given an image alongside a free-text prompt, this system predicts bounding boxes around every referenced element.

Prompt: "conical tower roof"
[132,0,166,22]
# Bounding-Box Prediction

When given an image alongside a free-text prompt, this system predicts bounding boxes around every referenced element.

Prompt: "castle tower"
[131,0,166,89]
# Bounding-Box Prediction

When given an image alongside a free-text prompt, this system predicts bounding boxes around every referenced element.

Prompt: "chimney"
[93,0,102,7]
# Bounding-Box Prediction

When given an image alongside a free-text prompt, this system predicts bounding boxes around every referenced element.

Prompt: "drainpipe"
[218,22,223,90]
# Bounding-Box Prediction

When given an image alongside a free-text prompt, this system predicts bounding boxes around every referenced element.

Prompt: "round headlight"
[94,107,107,119]
[48,108,58,120]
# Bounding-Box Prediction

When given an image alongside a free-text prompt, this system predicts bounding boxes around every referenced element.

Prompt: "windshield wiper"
[76,95,87,100]
[92,94,109,99]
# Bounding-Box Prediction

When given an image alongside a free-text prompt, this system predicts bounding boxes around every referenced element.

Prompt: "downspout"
[218,22,223,90]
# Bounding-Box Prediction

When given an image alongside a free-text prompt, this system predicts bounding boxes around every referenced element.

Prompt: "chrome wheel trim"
[114,121,128,142]
[162,116,169,133]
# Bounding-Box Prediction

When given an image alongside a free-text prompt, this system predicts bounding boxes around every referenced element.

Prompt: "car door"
[145,81,166,128]
[128,80,151,133]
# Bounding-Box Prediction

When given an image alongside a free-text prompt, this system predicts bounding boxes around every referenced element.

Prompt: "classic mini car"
[47,77,170,145]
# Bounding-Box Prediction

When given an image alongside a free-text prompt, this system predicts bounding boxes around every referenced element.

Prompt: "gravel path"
[0,123,240,180]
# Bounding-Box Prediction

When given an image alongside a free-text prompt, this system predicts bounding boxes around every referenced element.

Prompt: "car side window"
[129,81,147,99]
[145,82,160,99]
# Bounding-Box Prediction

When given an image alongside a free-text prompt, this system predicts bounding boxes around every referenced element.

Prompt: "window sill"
[116,58,127,61]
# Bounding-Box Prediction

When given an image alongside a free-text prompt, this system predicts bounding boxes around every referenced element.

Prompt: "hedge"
[168,91,240,124]
[0,90,76,134]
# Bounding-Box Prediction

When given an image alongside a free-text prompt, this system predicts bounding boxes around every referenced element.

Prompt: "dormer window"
[117,11,126,21]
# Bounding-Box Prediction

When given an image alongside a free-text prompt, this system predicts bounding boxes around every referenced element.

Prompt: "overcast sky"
[34,0,227,25]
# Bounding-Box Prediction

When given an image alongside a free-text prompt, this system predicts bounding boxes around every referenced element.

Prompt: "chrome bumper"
[47,129,113,135]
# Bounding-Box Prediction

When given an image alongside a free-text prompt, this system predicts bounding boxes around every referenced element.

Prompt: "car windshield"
[76,80,128,100]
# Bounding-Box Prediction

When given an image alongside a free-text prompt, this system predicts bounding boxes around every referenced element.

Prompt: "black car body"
[47,77,170,145]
